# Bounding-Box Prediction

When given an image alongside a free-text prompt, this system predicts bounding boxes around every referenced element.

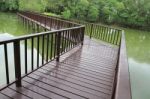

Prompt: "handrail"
[113,31,132,99]
[0,26,84,44]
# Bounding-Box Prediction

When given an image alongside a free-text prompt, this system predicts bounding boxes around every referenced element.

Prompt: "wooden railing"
[0,12,85,90]
[70,20,122,46]
[113,31,131,99]
[18,11,80,30]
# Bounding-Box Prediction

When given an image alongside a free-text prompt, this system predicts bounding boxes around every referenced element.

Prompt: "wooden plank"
[38,67,112,91]
[0,93,12,99]
[59,60,115,73]
[49,62,115,79]
[23,77,86,99]
[9,84,50,99]
[61,53,117,65]
[42,64,113,85]
[1,88,31,99]
[37,68,111,89]
[21,80,67,99]
[30,72,106,99]
[60,58,116,72]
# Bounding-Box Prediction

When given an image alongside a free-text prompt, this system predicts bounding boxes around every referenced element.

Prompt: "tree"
[61,8,71,19]
[0,0,19,11]
[87,5,99,22]
[19,0,48,12]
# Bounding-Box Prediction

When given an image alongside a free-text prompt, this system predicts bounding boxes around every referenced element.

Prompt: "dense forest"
[0,0,150,30]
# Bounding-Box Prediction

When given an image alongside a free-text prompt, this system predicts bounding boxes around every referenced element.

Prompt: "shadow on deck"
[0,37,118,99]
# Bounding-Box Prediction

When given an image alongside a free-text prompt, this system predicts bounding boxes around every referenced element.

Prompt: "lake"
[0,12,43,85]
[0,12,150,99]
[124,28,150,99]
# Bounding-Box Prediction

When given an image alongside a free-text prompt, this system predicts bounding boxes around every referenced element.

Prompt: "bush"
[61,9,71,19]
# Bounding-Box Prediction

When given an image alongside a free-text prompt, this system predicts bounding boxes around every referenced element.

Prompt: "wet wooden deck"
[0,37,119,99]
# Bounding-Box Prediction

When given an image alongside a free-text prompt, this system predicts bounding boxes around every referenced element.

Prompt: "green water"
[124,28,150,99]
[0,12,42,85]
[0,12,33,36]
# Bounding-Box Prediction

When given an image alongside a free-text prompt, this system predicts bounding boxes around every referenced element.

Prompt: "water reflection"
[125,28,150,99]
[0,33,42,85]
[128,58,150,99]
[0,12,32,36]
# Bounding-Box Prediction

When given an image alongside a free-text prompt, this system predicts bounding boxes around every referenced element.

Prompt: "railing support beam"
[81,27,85,45]
[90,24,93,38]
[14,41,22,87]
[56,32,61,62]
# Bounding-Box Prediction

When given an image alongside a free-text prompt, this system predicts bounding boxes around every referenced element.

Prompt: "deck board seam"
[26,76,88,99]
[41,66,113,87]
[36,69,112,91]
[31,72,109,98]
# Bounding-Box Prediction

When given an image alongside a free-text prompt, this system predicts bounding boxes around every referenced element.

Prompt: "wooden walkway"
[0,37,118,99]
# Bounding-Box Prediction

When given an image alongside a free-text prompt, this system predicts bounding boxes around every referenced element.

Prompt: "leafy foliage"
[0,0,149,30]
[19,0,48,12]
[0,0,18,11]
[61,8,71,19]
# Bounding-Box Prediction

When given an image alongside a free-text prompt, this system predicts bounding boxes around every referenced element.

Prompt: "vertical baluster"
[61,31,65,54]
[105,27,109,42]
[104,27,107,41]
[90,24,93,38]
[93,25,95,38]
[54,33,57,58]
[102,26,104,40]
[14,41,22,87]
[98,26,101,39]
[50,34,53,60]
[24,39,27,74]
[37,36,39,68]
[46,34,49,62]
[113,30,117,45]
[74,29,78,46]
[64,30,67,52]
[69,30,72,49]
[42,35,45,65]
[56,32,61,62]
[31,37,34,70]
[116,30,120,45]
[66,30,69,51]
[81,27,85,45]
[4,43,9,84]
[71,29,74,48]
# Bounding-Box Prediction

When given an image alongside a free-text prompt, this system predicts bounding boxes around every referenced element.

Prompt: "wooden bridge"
[0,12,131,99]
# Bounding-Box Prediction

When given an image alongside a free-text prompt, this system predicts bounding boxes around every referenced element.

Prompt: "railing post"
[90,24,93,38]
[56,32,61,62]
[81,27,85,45]
[45,16,47,31]
[13,41,22,87]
